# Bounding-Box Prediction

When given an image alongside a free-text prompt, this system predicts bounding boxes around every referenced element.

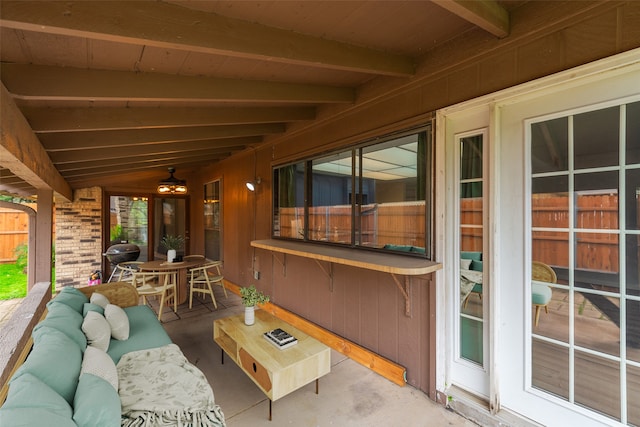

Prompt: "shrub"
[14,243,28,273]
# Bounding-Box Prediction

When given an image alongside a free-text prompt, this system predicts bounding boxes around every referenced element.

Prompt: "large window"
[273,126,432,257]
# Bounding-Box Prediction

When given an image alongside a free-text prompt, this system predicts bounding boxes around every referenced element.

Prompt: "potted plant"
[240,285,270,325]
[160,234,184,263]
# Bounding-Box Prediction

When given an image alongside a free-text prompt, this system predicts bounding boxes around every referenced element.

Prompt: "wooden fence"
[277,201,426,248]
[0,206,55,264]
[0,208,28,263]
[461,194,639,274]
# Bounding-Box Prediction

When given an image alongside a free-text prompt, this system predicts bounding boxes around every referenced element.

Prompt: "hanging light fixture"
[157,167,188,194]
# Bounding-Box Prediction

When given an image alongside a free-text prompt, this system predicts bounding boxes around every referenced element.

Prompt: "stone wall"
[55,187,102,289]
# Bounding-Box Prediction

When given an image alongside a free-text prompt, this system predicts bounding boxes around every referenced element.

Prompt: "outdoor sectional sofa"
[0,282,225,427]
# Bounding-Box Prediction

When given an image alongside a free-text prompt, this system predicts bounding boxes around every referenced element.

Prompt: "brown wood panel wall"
[189,1,640,396]
[256,245,432,390]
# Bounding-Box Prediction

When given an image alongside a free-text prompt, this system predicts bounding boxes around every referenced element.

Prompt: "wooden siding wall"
[190,1,640,396]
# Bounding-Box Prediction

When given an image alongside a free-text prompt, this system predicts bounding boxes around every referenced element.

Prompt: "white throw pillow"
[80,346,118,392]
[460,258,472,270]
[81,311,111,352]
[104,304,129,340]
[89,292,110,309]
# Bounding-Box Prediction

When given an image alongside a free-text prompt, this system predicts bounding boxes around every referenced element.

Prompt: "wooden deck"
[533,289,640,424]
[462,287,640,424]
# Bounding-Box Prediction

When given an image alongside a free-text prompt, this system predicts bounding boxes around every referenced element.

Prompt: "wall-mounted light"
[157,167,187,194]
[245,177,261,192]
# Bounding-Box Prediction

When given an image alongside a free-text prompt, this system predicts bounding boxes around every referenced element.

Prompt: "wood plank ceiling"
[0,0,516,200]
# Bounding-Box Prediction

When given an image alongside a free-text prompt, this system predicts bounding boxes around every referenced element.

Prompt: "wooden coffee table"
[213,309,331,420]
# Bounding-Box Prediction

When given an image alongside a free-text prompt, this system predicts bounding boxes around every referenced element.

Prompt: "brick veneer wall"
[55,187,102,289]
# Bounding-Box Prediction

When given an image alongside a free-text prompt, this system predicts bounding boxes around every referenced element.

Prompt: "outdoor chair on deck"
[188,260,226,309]
[532,261,556,327]
[184,254,205,261]
[131,270,177,321]
[113,261,143,283]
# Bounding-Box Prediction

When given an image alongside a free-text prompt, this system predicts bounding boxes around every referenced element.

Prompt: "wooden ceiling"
[0,0,518,200]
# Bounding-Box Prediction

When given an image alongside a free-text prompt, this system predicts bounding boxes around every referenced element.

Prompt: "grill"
[103,243,140,265]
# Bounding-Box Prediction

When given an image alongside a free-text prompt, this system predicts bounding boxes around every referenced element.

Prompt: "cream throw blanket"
[117,344,226,427]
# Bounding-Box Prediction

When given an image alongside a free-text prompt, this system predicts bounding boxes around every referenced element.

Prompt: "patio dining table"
[138,259,205,305]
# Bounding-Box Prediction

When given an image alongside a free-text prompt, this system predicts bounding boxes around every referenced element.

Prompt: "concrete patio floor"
[147,287,479,427]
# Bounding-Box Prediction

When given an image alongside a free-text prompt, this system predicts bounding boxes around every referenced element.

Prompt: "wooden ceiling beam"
[61,153,231,179]
[24,106,316,133]
[0,83,72,202]
[433,0,509,38]
[48,138,257,164]
[39,125,280,151]
[56,151,236,173]
[0,1,414,77]
[0,183,37,198]
[1,64,355,104]
[0,0,415,77]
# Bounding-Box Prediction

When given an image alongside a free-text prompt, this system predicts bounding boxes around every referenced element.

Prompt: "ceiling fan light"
[157,167,188,194]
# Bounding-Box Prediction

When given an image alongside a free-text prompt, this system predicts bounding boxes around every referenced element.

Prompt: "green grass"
[0,263,28,300]
[0,263,56,300]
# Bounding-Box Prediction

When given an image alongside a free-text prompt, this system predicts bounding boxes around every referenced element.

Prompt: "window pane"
[532,231,568,338]
[533,230,569,272]
[574,106,619,169]
[309,151,353,243]
[575,231,619,275]
[109,195,148,261]
[628,365,640,426]
[627,234,640,298]
[575,351,620,421]
[626,169,640,231]
[531,117,568,173]
[532,176,568,228]
[108,195,148,282]
[574,171,619,230]
[359,134,426,250]
[460,135,482,180]
[532,339,569,400]
[204,181,221,260]
[626,297,640,360]
[574,291,620,357]
[274,162,305,239]
[626,101,640,164]
[460,317,483,365]
[154,198,185,260]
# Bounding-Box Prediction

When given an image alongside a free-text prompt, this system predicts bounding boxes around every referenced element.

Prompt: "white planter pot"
[167,249,176,263]
[244,306,255,326]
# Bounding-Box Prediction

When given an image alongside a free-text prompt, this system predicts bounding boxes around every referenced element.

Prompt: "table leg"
[177,269,188,305]
[221,348,224,364]
[316,378,319,394]
[269,399,272,421]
